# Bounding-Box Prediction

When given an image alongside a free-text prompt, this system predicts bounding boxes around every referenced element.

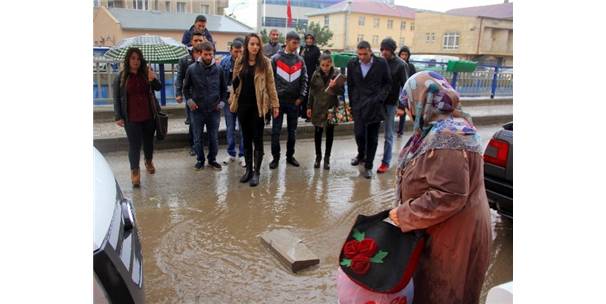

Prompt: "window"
[399,37,405,46]
[357,34,364,43]
[425,32,430,42]
[443,32,460,49]
[400,21,406,30]
[373,17,380,28]
[263,17,286,27]
[358,16,365,26]
[431,32,435,41]
[387,19,393,29]
[411,22,415,30]
[176,2,186,12]
[324,15,329,27]
[165,1,170,11]
[94,0,100,7]
[372,35,379,45]
[132,0,148,10]
[201,4,209,14]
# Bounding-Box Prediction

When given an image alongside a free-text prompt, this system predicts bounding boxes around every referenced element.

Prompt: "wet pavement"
[103,124,512,303]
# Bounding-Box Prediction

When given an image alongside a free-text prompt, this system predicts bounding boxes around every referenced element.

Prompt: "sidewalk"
[94,99,512,153]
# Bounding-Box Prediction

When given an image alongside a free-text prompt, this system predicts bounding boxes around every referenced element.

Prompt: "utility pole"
[344,0,351,51]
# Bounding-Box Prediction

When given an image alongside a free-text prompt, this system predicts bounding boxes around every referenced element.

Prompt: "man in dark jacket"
[269,31,308,169]
[176,31,205,156]
[181,15,214,47]
[263,29,281,58]
[397,45,417,136]
[347,41,392,179]
[377,38,409,174]
[299,33,321,120]
[183,42,227,171]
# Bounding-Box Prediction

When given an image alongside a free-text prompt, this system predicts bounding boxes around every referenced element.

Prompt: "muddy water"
[104,125,512,303]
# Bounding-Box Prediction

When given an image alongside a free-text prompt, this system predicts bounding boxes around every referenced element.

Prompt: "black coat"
[300,44,321,79]
[183,61,227,113]
[112,72,161,122]
[346,55,392,124]
[175,52,195,98]
[385,56,409,106]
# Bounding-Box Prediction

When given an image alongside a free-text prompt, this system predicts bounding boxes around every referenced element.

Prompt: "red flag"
[287,0,293,27]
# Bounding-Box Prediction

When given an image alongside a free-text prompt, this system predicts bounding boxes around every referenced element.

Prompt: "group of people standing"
[113,15,420,187]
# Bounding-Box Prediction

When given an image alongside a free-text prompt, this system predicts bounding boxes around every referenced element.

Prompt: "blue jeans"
[271,101,299,159]
[191,109,220,163]
[224,105,244,157]
[382,104,397,166]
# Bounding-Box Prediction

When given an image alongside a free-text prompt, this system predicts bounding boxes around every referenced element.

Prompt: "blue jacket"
[219,54,235,87]
[183,60,227,113]
[175,51,195,97]
[181,26,214,47]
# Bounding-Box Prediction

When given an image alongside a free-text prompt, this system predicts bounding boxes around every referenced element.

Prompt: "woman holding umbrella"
[113,47,161,187]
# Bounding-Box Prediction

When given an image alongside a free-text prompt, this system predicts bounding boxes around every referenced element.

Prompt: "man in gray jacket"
[263,29,281,58]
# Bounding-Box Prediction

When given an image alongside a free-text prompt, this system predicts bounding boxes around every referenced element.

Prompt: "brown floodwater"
[104,124,512,303]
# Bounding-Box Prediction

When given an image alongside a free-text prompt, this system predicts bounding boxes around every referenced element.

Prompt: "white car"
[93,148,144,303]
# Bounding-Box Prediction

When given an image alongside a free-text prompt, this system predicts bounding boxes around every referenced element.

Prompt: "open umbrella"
[105,35,189,105]
[104,34,188,63]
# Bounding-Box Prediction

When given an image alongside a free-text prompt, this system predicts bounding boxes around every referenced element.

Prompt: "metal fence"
[93,56,512,106]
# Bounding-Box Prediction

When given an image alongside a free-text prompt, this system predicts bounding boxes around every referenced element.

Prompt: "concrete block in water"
[260,229,320,273]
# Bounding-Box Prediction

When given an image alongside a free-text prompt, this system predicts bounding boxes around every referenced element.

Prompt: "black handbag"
[338,209,427,293]
[149,90,168,140]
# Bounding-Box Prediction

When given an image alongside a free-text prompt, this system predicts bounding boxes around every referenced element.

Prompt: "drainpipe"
[344,0,351,51]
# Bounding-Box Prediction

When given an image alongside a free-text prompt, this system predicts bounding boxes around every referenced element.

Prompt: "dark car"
[483,122,513,219]
[94,148,144,303]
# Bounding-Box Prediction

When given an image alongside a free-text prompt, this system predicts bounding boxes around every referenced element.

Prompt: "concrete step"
[260,229,320,273]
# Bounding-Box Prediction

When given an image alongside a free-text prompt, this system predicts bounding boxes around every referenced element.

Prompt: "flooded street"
[103,124,512,303]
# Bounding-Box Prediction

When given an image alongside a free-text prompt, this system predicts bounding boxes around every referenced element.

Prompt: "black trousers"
[354,120,381,170]
[124,119,155,170]
[314,125,334,159]
[238,104,265,158]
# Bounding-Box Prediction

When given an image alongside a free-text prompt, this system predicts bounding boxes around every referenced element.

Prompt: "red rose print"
[343,240,359,258]
[350,254,371,275]
[358,239,378,257]
[365,302,377,304]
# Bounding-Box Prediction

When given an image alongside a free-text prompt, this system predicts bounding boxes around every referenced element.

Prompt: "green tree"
[296,21,333,48]
[260,28,285,44]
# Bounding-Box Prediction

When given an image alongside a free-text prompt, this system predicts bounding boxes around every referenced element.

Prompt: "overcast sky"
[225,0,510,29]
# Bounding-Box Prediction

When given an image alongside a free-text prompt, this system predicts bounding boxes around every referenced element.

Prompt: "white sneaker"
[239,157,246,167]
[222,156,236,165]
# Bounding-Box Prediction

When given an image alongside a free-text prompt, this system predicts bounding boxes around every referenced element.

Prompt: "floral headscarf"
[395,71,483,205]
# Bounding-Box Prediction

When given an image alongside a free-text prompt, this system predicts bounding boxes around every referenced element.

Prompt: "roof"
[446,2,513,20]
[306,0,416,19]
[107,8,255,33]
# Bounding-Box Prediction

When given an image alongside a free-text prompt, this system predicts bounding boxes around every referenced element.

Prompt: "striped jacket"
[270,49,308,103]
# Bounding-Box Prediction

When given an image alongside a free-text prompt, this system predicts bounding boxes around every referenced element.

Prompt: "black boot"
[250,150,263,187]
[240,151,253,183]
[324,153,330,170]
[314,155,321,168]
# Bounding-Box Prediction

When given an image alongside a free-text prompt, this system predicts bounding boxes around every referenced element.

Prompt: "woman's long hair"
[120,47,148,87]
[241,33,266,75]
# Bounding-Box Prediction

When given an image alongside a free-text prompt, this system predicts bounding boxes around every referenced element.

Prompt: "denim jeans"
[224,105,244,157]
[271,101,299,159]
[397,112,406,134]
[382,104,397,166]
[191,109,220,163]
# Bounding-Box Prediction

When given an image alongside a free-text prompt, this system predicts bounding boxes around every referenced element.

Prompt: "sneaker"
[239,157,246,167]
[223,156,236,165]
[377,163,389,174]
[269,158,279,169]
[363,168,372,179]
[287,157,300,167]
[208,161,222,170]
[195,161,204,170]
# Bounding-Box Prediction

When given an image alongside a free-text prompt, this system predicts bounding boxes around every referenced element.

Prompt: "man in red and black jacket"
[269,31,308,169]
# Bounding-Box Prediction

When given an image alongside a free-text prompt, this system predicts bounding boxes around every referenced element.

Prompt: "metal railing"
[93,55,512,106]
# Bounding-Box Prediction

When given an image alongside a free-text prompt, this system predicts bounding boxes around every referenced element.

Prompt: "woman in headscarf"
[388,71,492,304]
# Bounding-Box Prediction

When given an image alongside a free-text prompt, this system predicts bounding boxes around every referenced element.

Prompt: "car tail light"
[484,138,509,167]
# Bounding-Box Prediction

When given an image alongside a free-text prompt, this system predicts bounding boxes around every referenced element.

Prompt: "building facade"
[93,0,229,16]
[412,3,513,66]
[306,0,416,51]
[256,0,341,36]
[93,7,255,51]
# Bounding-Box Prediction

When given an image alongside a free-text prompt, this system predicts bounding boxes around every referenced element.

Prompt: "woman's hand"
[328,77,337,88]
[306,109,312,119]
[147,66,156,81]
[116,119,125,127]
[273,107,280,119]
[389,207,401,227]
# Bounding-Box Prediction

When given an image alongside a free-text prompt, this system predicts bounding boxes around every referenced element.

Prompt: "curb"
[93,114,513,154]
